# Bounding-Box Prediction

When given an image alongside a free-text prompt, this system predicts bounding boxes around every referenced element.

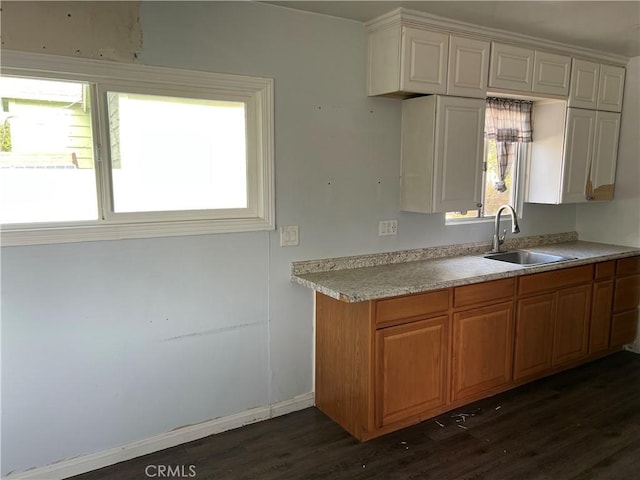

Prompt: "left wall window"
[0,76,99,224]
[0,50,274,246]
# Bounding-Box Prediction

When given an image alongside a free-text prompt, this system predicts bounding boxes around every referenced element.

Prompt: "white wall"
[1,2,582,475]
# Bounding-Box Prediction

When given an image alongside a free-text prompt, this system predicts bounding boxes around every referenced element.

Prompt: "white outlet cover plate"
[280,225,299,246]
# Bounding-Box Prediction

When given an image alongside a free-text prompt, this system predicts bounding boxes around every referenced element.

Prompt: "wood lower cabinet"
[590,261,616,354]
[611,257,640,346]
[553,284,591,365]
[315,289,450,441]
[315,257,638,442]
[514,293,555,380]
[376,316,448,426]
[514,265,593,381]
[452,301,513,401]
[590,279,615,353]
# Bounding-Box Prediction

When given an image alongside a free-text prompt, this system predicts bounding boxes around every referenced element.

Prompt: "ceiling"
[261,1,640,58]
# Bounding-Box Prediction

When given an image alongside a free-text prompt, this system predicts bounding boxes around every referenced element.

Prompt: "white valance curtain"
[485,98,533,192]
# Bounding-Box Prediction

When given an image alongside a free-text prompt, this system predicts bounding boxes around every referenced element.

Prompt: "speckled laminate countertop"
[291,237,639,303]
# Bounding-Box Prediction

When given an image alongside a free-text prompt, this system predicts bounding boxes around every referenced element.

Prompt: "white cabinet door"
[447,36,490,98]
[569,60,599,109]
[589,111,621,200]
[489,42,534,91]
[401,27,449,94]
[401,96,437,213]
[562,108,596,203]
[401,96,485,214]
[597,65,625,112]
[532,51,571,96]
[433,96,485,213]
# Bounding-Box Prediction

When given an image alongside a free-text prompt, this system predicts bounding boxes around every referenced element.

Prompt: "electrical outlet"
[378,220,398,236]
[279,225,299,246]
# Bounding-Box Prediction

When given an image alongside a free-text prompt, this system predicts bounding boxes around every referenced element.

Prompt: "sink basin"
[484,250,576,265]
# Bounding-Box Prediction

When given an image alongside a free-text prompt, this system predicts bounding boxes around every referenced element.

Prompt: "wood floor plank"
[70,352,640,480]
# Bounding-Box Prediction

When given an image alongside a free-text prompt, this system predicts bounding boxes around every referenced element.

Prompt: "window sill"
[1,217,274,246]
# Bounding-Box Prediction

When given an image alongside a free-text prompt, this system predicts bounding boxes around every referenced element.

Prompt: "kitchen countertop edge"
[292,240,640,303]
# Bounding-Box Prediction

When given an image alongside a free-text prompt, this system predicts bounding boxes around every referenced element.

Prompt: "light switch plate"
[280,225,299,246]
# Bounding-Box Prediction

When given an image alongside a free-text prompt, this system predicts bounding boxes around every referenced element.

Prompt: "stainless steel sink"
[484,250,576,265]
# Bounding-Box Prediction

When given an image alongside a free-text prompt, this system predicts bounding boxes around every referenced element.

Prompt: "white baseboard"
[4,393,315,480]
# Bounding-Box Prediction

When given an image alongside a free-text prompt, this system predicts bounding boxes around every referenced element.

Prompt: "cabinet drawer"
[617,256,640,276]
[595,261,616,280]
[518,265,593,296]
[454,278,515,309]
[614,274,640,313]
[375,290,449,325]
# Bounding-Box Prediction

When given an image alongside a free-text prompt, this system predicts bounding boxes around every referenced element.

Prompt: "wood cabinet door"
[588,111,620,201]
[553,284,591,366]
[532,50,571,96]
[562,108,596,203]
[447,35,490,98]
[452,302,513,402]
[375,316,448,427]
[432,96,485,213]
[569,59,599,109]
[590,280,614,354]
[401,26,448,94]
[488,42,534,91]
[514,294,555,380]
[597,64,625,112]
[610,310,639,346]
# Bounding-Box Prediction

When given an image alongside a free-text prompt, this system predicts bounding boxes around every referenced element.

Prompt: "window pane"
[483,140,513,217]
[0,76,98,224]
[108,92,247,213]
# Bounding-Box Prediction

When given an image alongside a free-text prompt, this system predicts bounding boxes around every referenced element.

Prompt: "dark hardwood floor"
[71,351,640,480]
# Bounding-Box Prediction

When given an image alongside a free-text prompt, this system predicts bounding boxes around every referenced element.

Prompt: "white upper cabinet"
[401,96,485,214]
[532,51,571,96]
[367,24,448,96]
[489,43,535,91]
[589,111,621,200]
[569,60,625,112]
[569,60,600,109]
[526,103,621,204]
[597,64,625,112]
[368,24,490,97]
[561,108,597,203]
[447,36,490,98]
[401,27,449,94]
[490,43,571,96]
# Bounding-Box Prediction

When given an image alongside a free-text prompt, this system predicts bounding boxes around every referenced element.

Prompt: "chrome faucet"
[491,204,520,253]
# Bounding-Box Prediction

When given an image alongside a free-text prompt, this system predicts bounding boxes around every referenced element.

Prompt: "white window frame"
[0,50,275,246]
